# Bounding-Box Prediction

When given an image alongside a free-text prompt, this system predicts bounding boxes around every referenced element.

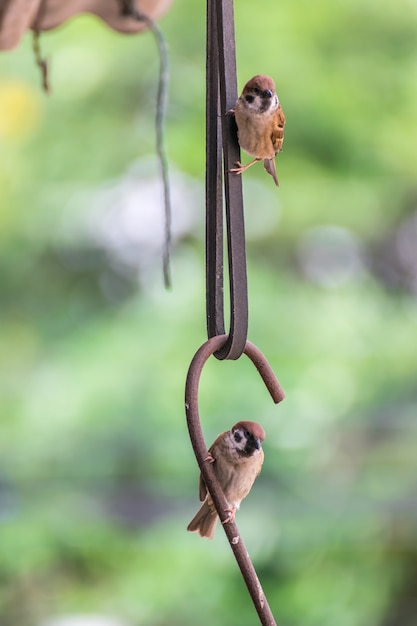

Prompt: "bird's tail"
[187,501,218,539]
[263,157,279,186]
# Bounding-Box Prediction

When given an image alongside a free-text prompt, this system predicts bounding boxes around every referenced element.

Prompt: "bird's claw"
[227,161,245,175]
[221,508,236,525]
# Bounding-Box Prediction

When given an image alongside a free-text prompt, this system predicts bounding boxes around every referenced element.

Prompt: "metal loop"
[185,334,284,626]
[206,0,248,360]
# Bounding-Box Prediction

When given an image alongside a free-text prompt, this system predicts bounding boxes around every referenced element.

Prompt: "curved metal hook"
[185,334,284,626]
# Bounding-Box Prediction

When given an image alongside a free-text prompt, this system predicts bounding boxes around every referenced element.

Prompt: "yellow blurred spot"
[0,81,42,140]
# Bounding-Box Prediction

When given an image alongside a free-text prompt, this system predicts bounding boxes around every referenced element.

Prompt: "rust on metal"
[185,334,285,626]
[190,0,286,623]
[206,0,248,360]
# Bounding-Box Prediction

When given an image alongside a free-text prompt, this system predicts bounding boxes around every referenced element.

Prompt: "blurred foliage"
[0,0,417,625]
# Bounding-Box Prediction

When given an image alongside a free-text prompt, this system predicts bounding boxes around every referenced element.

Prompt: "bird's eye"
[253,88,260,95]
[245,430,250,438]
[234,432,242,443]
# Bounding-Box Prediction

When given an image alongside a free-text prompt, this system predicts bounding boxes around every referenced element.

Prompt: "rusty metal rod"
[205,0,248,360]
[185,335,285,626]
[205,0,225,338]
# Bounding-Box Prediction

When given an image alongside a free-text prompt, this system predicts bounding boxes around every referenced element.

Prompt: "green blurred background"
[1,0,417,624]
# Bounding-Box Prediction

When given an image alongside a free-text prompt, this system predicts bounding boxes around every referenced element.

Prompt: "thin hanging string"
[32,1,172,288]
[32,31,49,93]
[120,1,172,288]
[142,15,172,289]
[32,0,50,93]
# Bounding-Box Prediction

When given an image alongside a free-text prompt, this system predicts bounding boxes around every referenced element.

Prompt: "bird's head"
[231,421,266,456]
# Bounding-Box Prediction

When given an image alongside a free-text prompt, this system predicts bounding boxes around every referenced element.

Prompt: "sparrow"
[187,420,265,539]
[229,74,285,186]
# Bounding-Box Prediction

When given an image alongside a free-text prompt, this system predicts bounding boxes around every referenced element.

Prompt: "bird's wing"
[198,474,207,501]
[271,105,286,154]
[198,439,217,501]
[257,448,265,477]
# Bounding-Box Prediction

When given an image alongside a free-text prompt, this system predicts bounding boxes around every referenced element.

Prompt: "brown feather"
[271,105,286,155]
[187,500,218,539]
[263,158,279,186]
[187,421,265,539]
[230,75,285,185]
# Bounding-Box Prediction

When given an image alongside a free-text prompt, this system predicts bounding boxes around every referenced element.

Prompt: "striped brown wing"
[199,473,207,501]
[271,105,286,155]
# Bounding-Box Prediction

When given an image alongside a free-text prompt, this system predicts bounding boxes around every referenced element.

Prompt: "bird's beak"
[263,89,273,98]
[254,438,261,450]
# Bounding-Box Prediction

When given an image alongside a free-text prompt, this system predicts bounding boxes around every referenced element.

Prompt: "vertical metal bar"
[206,0,225,338]
[214,0,248,360]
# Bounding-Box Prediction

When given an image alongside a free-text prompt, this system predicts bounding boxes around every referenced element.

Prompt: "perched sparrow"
[187,420,265,539]
[229,74,285,186]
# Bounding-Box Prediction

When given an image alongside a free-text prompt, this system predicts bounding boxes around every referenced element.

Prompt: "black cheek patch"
[259,100,272,113]
[234,432,243,443]
[244,435,259,455]
[245,95,254,104]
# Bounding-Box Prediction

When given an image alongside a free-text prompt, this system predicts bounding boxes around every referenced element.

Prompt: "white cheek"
[266,97,279,114]
[244,95,262,111]
[254,95,264,109]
